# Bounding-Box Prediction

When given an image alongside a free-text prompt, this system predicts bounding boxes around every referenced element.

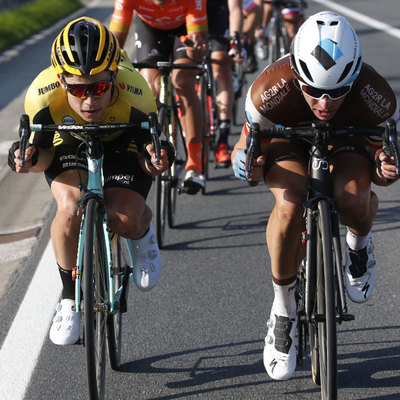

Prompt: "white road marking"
[312,0,400,40]
[0,240,61,400]
[0,237,37,262]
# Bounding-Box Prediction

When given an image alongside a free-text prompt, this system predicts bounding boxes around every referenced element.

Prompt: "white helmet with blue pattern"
[290,11,362,90]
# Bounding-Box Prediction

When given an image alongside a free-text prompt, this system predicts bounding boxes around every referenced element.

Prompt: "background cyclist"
[110,0,209,194]
[231,11,399,380]
[8,17,172,346]
[207,0,244,168]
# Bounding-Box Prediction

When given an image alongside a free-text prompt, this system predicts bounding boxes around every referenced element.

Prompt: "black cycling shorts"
[207,0,230,52]
[134,15,190,63]
[265,136,374,172]
[44,135,152,200]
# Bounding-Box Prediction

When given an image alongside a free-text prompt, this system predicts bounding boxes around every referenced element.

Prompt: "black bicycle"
[133,61,203,247]
[246,120,400,399]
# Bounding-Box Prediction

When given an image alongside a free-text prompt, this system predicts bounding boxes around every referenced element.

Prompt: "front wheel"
[107,234,130,370]
[83,199,108,400]
[155,173,168,248]
[316,200,337,400]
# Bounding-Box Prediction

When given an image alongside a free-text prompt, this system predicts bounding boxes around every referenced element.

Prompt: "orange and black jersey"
[110,0,208,34]
[245,55,399,149]
[25,51,157,150]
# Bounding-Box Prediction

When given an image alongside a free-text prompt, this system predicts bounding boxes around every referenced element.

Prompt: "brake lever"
[148,112,161,165]
[246,123,261,186]
[19,114,30,167]
[384,118,400,175]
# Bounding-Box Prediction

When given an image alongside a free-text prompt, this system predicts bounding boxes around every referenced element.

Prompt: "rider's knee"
[275,196,305,226]
[336,192,372,223]
[108,211,150,239]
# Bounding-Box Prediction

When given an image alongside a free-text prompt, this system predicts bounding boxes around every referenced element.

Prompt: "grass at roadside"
[0,0,83,54]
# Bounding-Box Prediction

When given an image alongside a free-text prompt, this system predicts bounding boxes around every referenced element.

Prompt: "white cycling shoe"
[183,169,205,194]
[49,299,80,345]
[130,222,161,291]
[344,237,377,303]
[263,309,297,381]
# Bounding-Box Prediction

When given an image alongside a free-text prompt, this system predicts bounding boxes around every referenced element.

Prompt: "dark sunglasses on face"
[61,74,114,99]
[299,81,352,100]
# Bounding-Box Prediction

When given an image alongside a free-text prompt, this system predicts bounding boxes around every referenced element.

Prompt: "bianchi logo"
[311,38,343,70]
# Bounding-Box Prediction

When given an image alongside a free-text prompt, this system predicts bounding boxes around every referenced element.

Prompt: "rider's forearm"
[228,0,243,36]
[30,147,55,173]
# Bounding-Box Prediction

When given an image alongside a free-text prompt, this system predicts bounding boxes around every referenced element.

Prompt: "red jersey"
[110,0,208,33]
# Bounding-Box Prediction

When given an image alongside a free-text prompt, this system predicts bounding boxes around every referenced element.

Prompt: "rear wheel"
[83,199,108,400]
[199,74,210,183]
[168,99,187,226]
[155,105,172,247]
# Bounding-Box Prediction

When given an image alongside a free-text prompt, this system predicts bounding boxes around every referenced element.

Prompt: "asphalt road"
[0,1,400,399]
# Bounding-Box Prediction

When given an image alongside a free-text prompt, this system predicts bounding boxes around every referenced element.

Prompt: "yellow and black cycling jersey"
[25,50,157,150]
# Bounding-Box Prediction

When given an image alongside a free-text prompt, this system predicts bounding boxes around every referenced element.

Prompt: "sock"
[58,264,75,300]
[272,279,297,317]
[185,142,203,173]
[346,228,370,251]
[218,119,231,144]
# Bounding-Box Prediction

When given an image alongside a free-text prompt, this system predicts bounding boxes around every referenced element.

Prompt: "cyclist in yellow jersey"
[110,0,209,194]
[8,17,174,346]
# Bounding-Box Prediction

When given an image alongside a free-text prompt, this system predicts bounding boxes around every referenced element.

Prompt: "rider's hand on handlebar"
[8,142,38,173]
[144,140,175,174]
[180,34,208,62]
[375,149,399,183]
[228,40,246,64]
[232,149,265,184]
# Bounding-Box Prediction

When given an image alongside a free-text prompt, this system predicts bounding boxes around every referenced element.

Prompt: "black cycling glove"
[142,140,176,166]
[8,141,39,171]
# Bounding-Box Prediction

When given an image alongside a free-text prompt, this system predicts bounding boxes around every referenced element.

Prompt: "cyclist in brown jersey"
[8,17,173,346]
[232,11,399,380]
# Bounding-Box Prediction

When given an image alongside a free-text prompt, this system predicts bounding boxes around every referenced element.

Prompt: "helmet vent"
[337,62,352,84]
[316,20,339,26]
[299,60,314,82]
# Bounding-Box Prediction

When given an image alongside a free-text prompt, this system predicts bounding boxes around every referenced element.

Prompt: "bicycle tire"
[155,105,171,247]
[107,234,129,370]
[155,173,168,248]
[83,198,108,400]
[232,63,245,126]
[169,99,186,227]
[199,74,210,183]
[316,200,337,400]
[270,17,290,63]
